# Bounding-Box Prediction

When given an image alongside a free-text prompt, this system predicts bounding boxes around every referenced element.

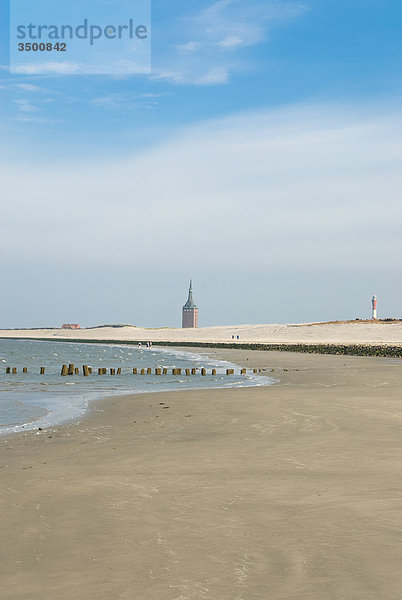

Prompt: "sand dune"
[0,321,401,346]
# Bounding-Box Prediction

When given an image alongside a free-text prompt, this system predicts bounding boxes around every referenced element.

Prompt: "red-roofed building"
[61,324,81,330]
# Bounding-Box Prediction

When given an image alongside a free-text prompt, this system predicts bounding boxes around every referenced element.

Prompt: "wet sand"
[1,349,402,600]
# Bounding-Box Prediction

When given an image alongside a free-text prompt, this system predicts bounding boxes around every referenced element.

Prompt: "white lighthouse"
[371,295,378,320]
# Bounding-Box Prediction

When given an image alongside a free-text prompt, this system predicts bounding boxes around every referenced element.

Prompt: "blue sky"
[0,0,401,327]
[1,0,401,160]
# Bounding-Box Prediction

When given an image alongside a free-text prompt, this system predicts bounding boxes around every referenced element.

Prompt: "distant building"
[182,280,198,328]
[61,324,81,330]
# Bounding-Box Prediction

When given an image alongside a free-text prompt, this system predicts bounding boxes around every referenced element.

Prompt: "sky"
[0,0,401,328]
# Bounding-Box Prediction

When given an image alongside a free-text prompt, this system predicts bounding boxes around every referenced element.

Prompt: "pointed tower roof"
[183,279,197,309]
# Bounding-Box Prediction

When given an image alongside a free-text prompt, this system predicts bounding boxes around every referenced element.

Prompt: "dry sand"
[1,320,402,346]
[1,348,402,600]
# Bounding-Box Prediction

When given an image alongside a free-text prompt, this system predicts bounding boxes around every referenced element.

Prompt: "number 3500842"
[18,42,67,52]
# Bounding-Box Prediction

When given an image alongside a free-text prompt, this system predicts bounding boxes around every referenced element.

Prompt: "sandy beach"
[1,347,402,599]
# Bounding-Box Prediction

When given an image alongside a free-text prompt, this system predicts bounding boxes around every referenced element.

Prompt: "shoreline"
[1,349,402,599]
[0,344,274,438]
[1,335,402,358]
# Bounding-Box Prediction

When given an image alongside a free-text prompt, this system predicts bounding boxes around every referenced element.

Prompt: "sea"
[0,339,273,436]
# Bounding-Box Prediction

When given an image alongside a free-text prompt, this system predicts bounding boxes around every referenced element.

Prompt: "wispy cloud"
[16,83,42,92]
[12,62,81,75]
[1,102,400,272]
[14,115,52,124]
[89,92,161,110]
[14,99,39,113]
[153,0,307,85]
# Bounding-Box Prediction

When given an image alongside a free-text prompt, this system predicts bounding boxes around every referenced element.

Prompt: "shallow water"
[0,339,273,435]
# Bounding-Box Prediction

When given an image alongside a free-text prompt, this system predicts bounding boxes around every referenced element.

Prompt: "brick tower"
[182,280,198,328]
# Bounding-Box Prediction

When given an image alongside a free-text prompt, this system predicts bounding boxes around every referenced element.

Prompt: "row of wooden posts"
[63,365,247,377]
[4,365,263,376]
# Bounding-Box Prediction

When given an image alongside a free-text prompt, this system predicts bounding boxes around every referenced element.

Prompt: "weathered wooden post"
[110,368,116,375]
[140,368,145,375]
[117,368,122,375]
[83,365,89,377]
[155,368,161,375]
[133,368,138,374]
[61,364,68,376]
[253,369,257,374]
[163,368,168,375]
[241,368,246,375]
[12,367,17,374]
[185,368,191,376]
[6,367,10,374]
[23,367,28,374]
[88,367,93,374]
[201,368,206,376]
[40,367,45,375]
[212,369,216,376]
[191,368,196,375]
[74,367,79,375]
[68,364,75,375]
